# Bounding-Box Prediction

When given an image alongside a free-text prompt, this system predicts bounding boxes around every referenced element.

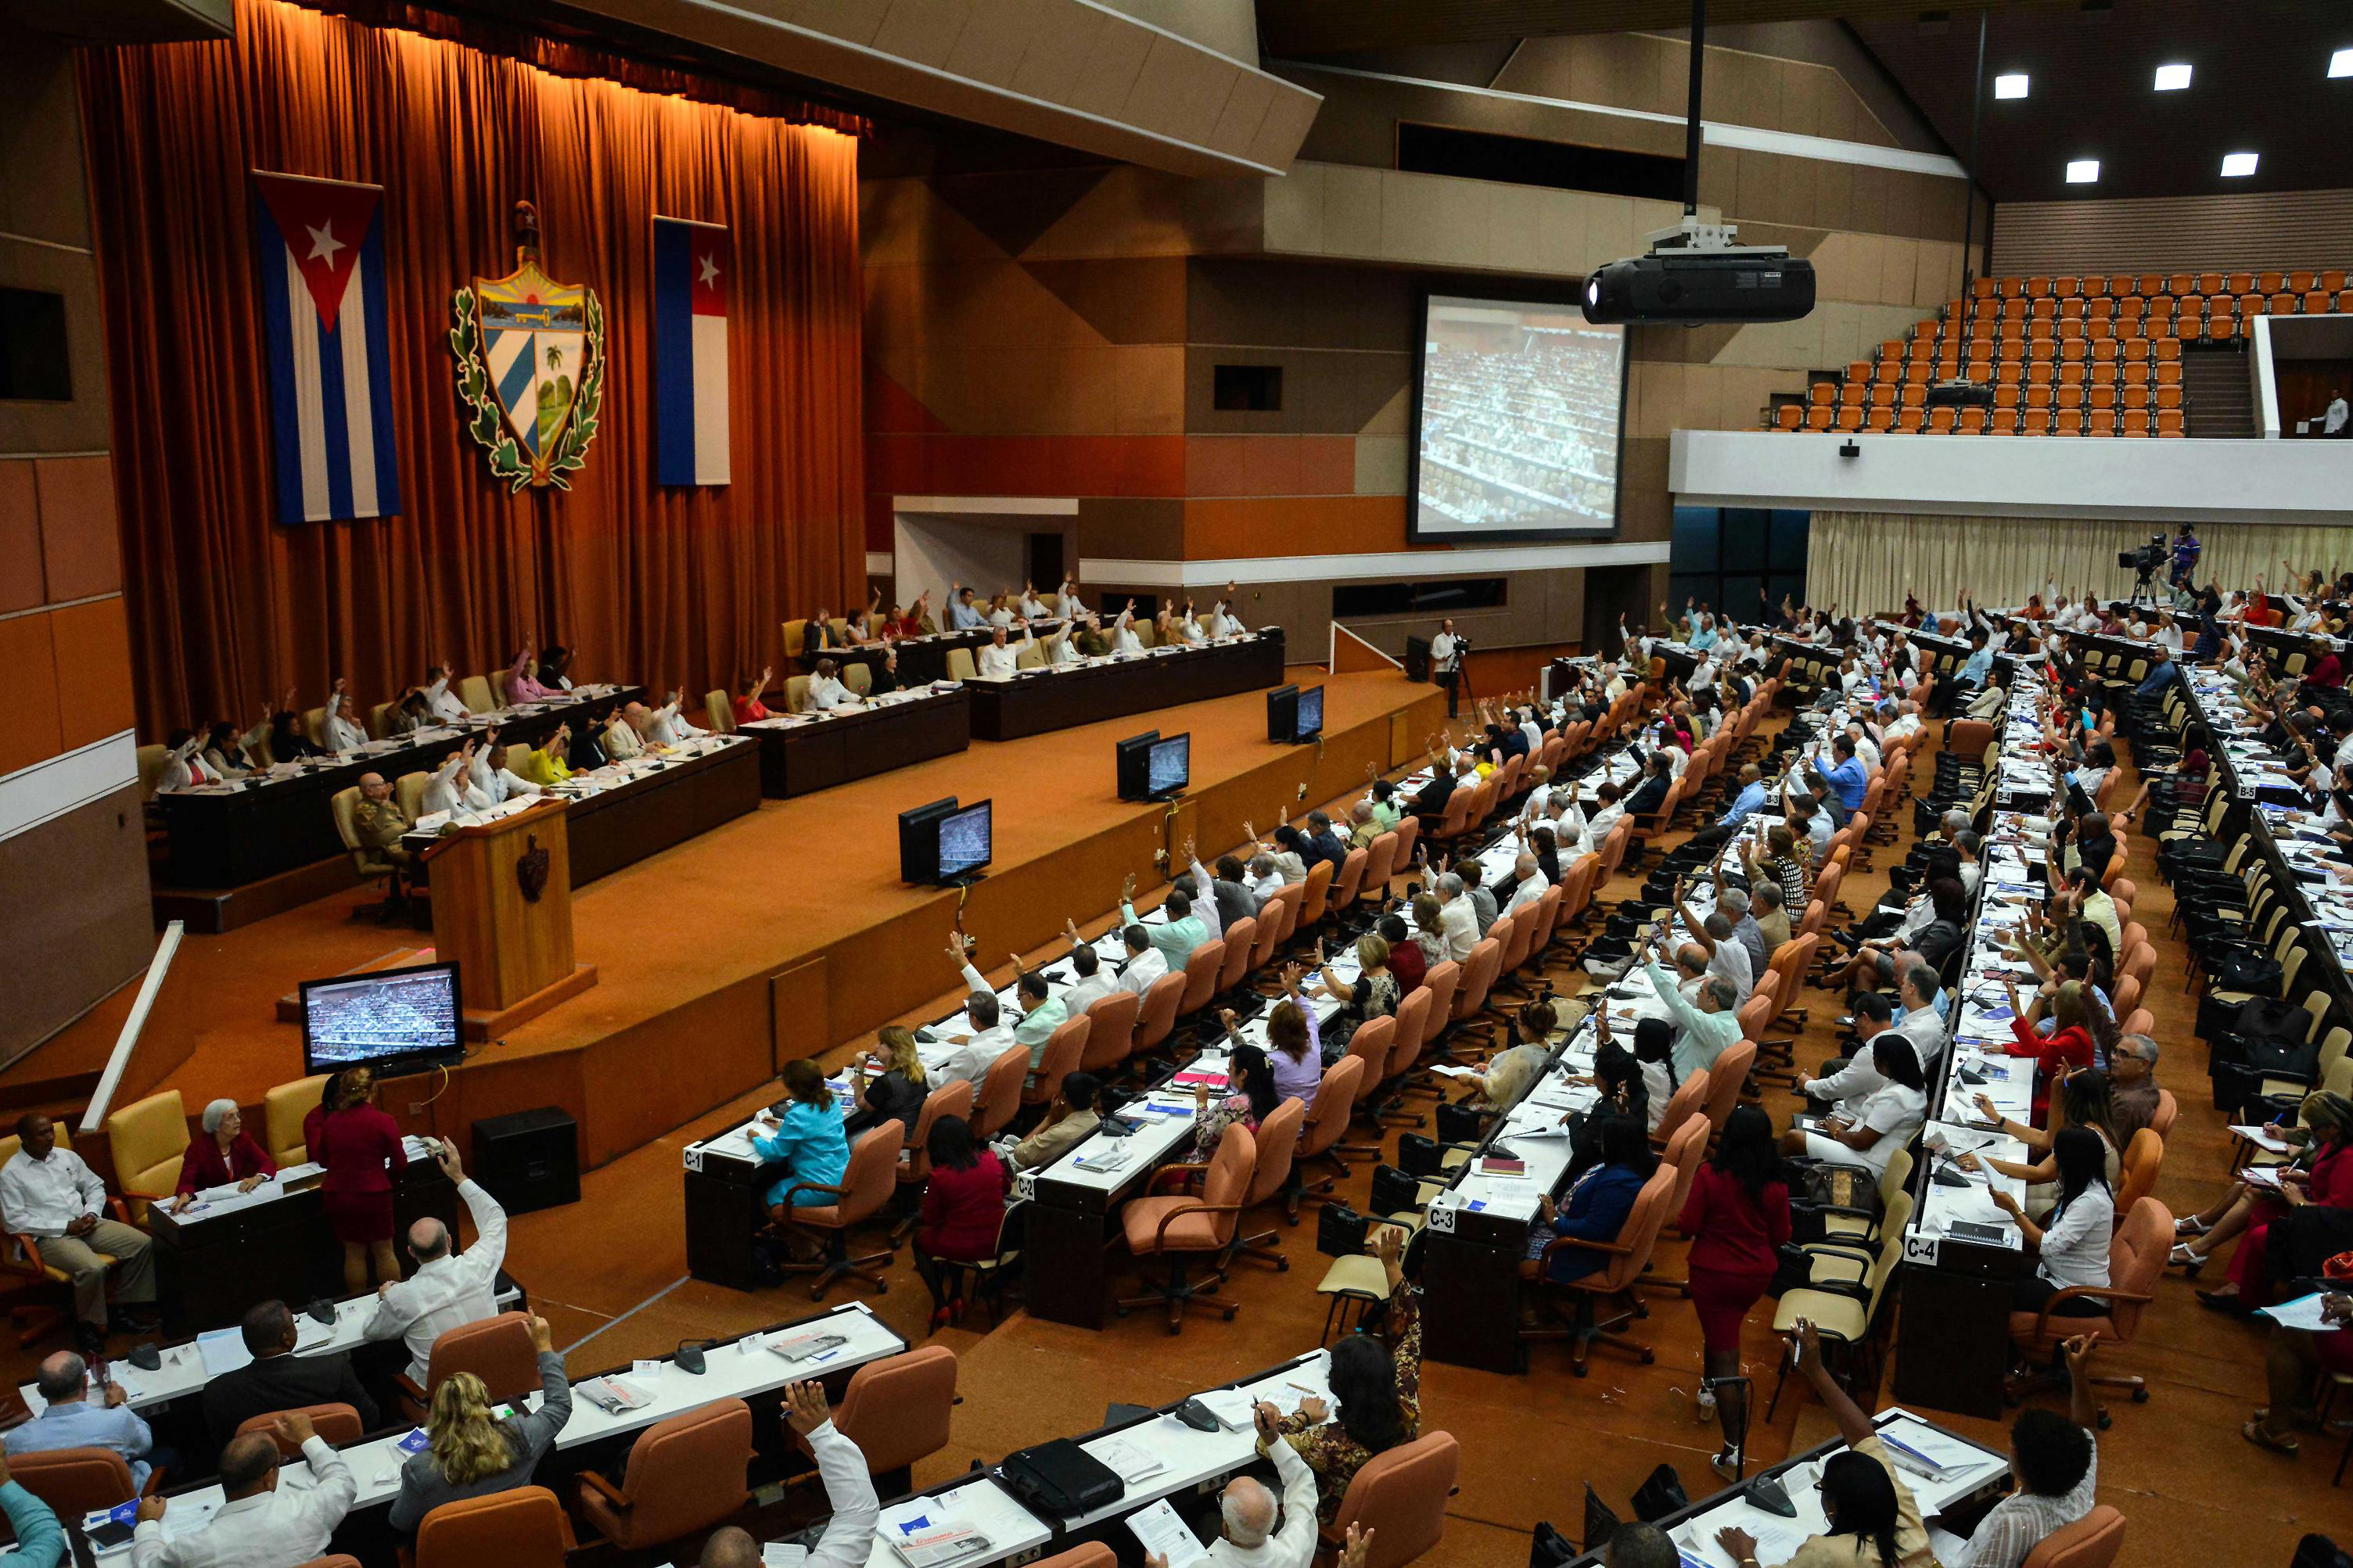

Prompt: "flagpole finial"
[513,199,541,264]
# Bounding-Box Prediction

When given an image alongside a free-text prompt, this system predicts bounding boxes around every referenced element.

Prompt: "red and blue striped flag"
[653,216,731,486]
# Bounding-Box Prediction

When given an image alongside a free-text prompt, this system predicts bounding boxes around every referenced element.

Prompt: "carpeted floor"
[9,694,2345,1565]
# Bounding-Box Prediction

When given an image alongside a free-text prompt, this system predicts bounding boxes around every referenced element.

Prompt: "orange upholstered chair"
[1178,939,1226,1018]
[1019,1017,1087,1111]
[1079,990,1138,1075]
[1650,1068,1709,1150]
[1029,1548,1117,1568]
[1296,858,1336,932]
[1320,1430,1461,1567]
[1355,834,1398,913]
[1521,1163,1678,1375]
[576,1399,753,1552]
[397,1312,541,1421]
[1215,917,1257,998]
[1333,1014,1397,1161]
[1327,847,1369,920]
[1701,1040,1757,1145]
[296,1557,366,1568]
[1291,1053,1366,1215]
[892,1079,974,1240]
[2008,1196,2168,1420]
[1132,970,1188,1065]
[233,1402,365,1455]
[1231,1095,1306,1269]
[416,1485,573,1568]
[8,1447,155,1514]
[817,1344,958,1480]
[1117,1124,1256,1333]
[771,1122,903,1300]
[970,1044,1028,1141]
[2023,1506,2126,1568]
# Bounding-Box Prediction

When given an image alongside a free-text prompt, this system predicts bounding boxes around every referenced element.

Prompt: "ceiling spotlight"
[2221,152,2258,178]
[2332,48,2353,77]
[1995,73,2030,99]
[2066,160,2100,184]
[2154,63,2192,91]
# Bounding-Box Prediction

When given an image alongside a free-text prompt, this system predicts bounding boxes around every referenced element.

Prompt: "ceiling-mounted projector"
[1582,217,1816,326]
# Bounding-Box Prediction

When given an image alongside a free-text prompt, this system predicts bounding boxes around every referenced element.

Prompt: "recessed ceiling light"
[2333,48,2353,77]
[2066,160,2100,184]
[2221,152,2258,178]
[2154,62,2192,91]
[1995,73,2030,99]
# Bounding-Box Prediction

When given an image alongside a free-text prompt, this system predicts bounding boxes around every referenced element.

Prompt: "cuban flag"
[252,172,401,525]
[653,216,731,486]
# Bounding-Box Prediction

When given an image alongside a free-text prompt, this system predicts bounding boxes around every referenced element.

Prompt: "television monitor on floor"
[936,799,993,881]
[299,962,465,1079]
[1293,684,1324,742]
[1146,733,1191,799]
[1115,730,1162,802]
[1266,684,1299,742]
[898,795,958,883]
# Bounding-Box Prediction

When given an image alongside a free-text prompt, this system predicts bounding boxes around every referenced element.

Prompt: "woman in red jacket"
[911,1115,1011,1330]
[2200,1091,2353,1311]
[2004,978,2097,1121]
[312,1067,408,1291]
[170,1099,277,1213]
[1679,1104,1791,1482]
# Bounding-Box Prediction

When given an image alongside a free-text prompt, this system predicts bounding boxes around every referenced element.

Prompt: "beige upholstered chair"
[105,1091,187,1223]
[264,1075,332,1165]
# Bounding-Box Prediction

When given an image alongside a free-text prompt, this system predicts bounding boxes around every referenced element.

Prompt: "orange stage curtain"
[79,0,866,737]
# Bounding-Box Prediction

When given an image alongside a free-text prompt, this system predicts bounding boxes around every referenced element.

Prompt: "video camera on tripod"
[2118,531,2168,605]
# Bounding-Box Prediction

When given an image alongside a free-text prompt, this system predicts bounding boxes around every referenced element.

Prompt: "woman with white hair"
[170,1097,276,1214]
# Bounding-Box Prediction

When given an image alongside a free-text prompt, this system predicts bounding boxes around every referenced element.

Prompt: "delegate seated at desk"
[387,1313,568,1537]
[1123,873,1208,971]
[5,1352,156,1488]
[699,1383,879,1568]
[362,1138,508,1385]
[130,1411,354,1568]
[753,1061,852,1221]
[1169,1403,1323,1567]
[956,943,1065,1068]
[172,1100,275,1213]
[0,1452,63,1568]
[203,1300,380,1441]
[0,1113,158,1351]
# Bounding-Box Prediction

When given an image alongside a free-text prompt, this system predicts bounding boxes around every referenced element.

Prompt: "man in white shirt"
[602,708,645,760]
[131,1409,354,1568]
[1435,872,1478,961]
[422,666,470,723]
[1800,992,1892,1117]
[934,991,1019,1087]
[1056,921,1121,1018]
[1892,960,1949,1079]
[1676,899,1752,1005]
[0,1115,156,1347]
[701,1383,879,1568]
[1883,700,1924,745]
[1171,1404,1320,1567]
[1114,923,1169,997]
[806,659,859,711]
[1501,851,1549,919]
[975,626,1026,679]
[478,743,541,806]
[420,749,490,816]
[361,1139,506,1386]
[2326,388,2348,436]
[1430,617,1463,717]
[945,583,986,631]
[1111,601,1145,655]
[645,691,706,746]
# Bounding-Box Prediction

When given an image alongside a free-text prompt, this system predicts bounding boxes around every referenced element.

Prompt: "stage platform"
[20,668,1444,1174]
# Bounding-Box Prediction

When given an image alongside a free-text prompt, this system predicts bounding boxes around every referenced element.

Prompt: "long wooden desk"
[964,630,1284,743]
[145,1139,459,1335]
[742,684,972,798]
[153,684,643,889]
[396,735,760,889]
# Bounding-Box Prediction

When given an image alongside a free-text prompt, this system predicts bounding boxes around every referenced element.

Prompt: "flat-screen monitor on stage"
[1293,685,1324,741]
[1115,730,1161,802]
[1410,291,1625,543]
[898,795,958,883]
[936,799,993,881]
[299,962,465,1079]
[1266,684,1298,742]
[1147,734,1191,798]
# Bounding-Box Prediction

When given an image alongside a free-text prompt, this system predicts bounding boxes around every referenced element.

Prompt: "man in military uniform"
[350,772,422,920]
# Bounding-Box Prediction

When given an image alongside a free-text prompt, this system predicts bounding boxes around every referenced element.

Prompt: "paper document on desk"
[1191,1387,1258,1430]
[1087,1434,1166,1484]
[761,1545,809,1567]
[2258,1292,2341,1331]
[878,1502,993,1567]
[197,1327,253,1378]
[1126,1498,1208,1566]
[2229,1123,2296,1154]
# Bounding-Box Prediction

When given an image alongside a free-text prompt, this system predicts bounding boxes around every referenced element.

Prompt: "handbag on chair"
[1316,1204,1370,1258]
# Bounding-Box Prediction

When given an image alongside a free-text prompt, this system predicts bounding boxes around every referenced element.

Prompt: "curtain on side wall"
[1805,514,2353,618]
[81,0,866,736]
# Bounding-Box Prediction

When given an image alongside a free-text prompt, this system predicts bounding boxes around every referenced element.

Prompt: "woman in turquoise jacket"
[753,1058,851,1215]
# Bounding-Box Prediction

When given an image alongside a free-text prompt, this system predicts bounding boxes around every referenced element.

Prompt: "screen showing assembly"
[1411,294,1625,542]
[1147,734,1191,797]
[300,963,463,1077]
[938,800,993,879]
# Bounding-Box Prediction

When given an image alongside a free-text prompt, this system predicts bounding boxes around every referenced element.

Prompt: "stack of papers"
[1087,1435,1166,1485]
[1191,1387,1258,1430]
[878,1503,992,1567]
[1126,1498,1208,1567]
[576,1376,657,1414]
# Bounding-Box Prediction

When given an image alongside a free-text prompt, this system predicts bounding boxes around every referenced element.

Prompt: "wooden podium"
[424,801,598,1039]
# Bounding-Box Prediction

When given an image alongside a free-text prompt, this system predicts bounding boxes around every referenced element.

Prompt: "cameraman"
[2170,523,2200,591]
[1431,617,1464,717]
